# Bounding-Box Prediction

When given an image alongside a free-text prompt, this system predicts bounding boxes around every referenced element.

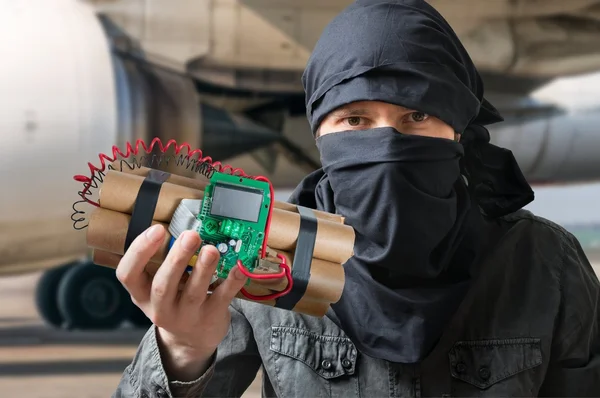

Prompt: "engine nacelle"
[490,109,600,184]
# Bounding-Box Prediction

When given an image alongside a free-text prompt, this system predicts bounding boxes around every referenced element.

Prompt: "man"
[113,0,600,397]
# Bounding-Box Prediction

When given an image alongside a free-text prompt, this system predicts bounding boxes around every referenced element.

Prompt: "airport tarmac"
[0,272,262,398]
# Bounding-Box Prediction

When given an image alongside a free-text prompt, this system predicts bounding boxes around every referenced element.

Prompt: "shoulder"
[500,209,573,239]
[496,209,582,257]
[495,209,598,291]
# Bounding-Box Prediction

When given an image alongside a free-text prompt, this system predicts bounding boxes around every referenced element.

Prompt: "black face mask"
[316,127,472,284]
[304,127,485,363]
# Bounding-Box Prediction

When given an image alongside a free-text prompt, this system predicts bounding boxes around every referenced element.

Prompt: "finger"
[207,263,248,313]
[179,244,220,312]
[116,224,165,303]
[151,230,201,314]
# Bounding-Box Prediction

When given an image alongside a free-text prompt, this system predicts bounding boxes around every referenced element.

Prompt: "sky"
[525,182,600,225]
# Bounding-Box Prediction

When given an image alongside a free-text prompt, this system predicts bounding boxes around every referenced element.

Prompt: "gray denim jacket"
[113,211,600,397]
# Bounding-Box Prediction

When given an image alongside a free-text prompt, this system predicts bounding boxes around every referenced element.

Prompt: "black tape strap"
[274,206,317,310]
[124,169,171,252]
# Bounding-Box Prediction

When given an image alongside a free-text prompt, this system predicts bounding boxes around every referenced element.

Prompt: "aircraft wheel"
[57,262,132,330]
[34,263,76,328]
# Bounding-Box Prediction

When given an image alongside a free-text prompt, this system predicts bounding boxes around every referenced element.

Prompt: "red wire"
[237,253,293,301]
[73,137,249,207]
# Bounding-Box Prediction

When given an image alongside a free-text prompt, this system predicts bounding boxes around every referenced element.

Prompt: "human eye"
[405,112,430,123]
[341,116,370,129]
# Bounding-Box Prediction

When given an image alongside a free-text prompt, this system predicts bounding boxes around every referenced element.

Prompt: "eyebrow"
[330,104,414,119]
[330,107,375,118]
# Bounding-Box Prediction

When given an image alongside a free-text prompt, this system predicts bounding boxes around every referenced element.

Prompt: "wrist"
[156,327,215,382]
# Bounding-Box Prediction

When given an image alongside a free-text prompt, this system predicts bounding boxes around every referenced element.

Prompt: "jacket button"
[321,359,333,370]
[342,359,352,369]
[479,366,491,380]
[455,362,467,373]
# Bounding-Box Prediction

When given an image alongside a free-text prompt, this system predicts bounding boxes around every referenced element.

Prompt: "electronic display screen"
[210,183,263,223]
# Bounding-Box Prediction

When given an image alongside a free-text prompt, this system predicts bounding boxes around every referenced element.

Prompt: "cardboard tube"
[92,249,162,275]
[99,171,203,222]
[109,162,344,224]
[87,208,172,263]
[99,171,355,264]
[269,208,354,264]
[92,249,126,268]
[93,248,329,317]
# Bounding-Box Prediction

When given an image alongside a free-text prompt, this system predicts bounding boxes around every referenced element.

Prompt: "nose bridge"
[378,109,402,131]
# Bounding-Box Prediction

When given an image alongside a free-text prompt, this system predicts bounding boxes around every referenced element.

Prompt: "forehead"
[328,101,416,117]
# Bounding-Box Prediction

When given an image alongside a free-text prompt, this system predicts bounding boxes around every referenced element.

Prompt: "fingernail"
[200,246,218,264]
[145,225,163,242]
[181,232,199,250]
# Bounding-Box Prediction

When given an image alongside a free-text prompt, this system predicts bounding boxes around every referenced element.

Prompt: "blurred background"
[1,0,599,396]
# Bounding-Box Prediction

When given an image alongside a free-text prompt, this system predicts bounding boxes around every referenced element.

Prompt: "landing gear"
[57,262,133,329]
[35,260,151,330]
[34,262,77,328]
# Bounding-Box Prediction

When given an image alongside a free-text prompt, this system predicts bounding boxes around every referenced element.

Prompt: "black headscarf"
[288,0,534,363]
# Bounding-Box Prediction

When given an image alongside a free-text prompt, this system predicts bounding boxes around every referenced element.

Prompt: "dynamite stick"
[98,171,355,264]
[110,161,344,224]
[92,249,331,317]
[86,208,172,264]
[87,209,343,304]
[267,211,354,266]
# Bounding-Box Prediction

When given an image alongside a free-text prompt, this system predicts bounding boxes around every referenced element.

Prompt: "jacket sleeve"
[539,233,600,397]
[113,299,263,398]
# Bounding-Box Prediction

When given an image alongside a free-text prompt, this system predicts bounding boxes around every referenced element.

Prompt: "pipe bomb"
[88,166,355,316]
[99,170,355,264]
[87,207,344,304]
[91,248,331,318]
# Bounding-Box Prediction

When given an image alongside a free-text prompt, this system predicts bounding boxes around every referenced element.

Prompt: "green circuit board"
[196,172,271,279]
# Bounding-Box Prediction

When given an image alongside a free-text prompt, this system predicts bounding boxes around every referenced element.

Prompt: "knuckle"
[115,267,130,285]
[151,282,168,298]
[182,291,204,305]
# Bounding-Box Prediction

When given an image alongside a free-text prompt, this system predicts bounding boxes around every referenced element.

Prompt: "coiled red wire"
[73,137,286,301]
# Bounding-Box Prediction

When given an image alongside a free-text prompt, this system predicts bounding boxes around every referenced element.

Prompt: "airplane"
[2,0,600,330]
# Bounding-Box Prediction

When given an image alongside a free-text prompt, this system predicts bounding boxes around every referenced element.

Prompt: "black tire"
[34,263,76,328]
[57,262,133,330]
[128,305,152,328]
